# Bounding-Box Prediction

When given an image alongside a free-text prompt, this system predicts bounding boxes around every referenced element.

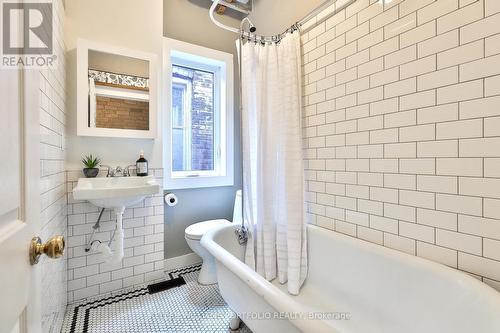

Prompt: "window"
[163,38,234,189]
[171,65,214,173]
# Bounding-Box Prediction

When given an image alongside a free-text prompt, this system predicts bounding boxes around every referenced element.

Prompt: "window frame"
[163,38,234,190]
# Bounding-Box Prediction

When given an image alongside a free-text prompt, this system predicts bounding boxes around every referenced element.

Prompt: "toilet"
[185,190,242,285]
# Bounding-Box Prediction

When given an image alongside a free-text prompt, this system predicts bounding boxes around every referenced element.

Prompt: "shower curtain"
[240,32,307,295]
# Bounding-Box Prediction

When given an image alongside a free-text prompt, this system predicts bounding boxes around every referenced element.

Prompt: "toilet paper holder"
[165,193,178,207]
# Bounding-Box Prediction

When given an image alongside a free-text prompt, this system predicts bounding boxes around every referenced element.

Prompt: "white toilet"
[185,190,242,285]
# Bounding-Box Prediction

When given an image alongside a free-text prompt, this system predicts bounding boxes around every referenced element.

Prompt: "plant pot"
[83,168,99,178]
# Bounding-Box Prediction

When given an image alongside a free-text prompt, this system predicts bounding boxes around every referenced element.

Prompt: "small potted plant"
[81,154,101,178]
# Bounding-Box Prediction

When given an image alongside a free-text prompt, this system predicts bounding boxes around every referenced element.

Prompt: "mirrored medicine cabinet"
[76,39,158,139]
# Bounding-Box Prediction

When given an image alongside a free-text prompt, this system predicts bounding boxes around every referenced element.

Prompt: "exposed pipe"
[233,15,249,246]
[209,0,240,34]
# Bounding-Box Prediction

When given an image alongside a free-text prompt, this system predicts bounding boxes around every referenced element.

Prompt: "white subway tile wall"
[65,169,165,303]
[40,1,67,332]
[302,0,500,291]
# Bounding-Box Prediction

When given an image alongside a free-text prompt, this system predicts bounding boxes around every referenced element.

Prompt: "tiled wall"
[66,169,165,303]
[39,0,68,332]
[302,0,500,291]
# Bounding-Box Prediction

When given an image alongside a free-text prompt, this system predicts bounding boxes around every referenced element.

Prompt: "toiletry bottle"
[136,151,148,176]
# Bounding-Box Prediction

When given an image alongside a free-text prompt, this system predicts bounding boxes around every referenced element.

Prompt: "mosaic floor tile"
[61,264,251,333]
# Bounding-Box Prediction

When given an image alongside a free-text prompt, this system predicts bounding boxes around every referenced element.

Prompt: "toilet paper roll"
[165,193,178,207]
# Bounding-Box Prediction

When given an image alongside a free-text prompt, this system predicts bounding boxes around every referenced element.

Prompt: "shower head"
[240,16,256,33]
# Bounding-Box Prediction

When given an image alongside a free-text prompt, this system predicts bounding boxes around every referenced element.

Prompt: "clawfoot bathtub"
[201,224,500,333]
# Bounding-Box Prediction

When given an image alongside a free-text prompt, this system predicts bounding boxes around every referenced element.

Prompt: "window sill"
[164,174,234,190]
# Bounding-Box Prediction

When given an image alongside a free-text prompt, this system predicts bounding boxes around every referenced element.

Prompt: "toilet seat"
[185,219,231,241]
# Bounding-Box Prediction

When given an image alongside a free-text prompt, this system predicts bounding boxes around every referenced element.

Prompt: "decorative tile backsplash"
[65,169,165,303]
[301,0,500,291]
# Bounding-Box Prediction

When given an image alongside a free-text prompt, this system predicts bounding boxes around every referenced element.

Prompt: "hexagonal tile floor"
[61,264,251,333]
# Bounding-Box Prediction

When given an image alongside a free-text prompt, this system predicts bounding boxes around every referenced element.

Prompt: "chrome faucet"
[235,225,248,245]
[100,165,129,177]
[114,166,124,177]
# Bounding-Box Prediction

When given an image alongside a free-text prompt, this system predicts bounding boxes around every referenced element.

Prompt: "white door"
[0,67,61,332]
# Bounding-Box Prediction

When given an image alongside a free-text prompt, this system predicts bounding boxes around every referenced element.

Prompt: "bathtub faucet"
[235,225,248,245]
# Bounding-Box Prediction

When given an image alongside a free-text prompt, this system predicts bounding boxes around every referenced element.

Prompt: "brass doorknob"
[29,235,65,265]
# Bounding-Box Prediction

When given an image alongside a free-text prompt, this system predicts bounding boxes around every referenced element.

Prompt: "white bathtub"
[201,224,500,333]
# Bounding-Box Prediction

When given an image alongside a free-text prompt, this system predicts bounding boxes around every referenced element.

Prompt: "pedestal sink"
[72,176,161,262]
[72,175,161,209]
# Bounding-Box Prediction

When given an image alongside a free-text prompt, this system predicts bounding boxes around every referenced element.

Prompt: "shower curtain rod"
[210,0,358,42]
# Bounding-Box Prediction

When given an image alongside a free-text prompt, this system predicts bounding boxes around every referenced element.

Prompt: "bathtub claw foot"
[229,314,241,330]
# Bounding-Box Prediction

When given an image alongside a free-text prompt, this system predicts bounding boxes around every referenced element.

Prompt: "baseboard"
[164,253,202,271]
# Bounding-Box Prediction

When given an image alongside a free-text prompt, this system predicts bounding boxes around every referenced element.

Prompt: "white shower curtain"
[240,32,307,295]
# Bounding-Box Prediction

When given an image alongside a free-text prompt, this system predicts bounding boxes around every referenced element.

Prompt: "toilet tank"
[232,190,242,224]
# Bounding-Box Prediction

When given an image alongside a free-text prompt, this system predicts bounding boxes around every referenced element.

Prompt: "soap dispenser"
[136,150,148,176]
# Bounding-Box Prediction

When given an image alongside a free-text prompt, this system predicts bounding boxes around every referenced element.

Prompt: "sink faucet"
[100,165,126,177]
[114,166,124,177]
[100,165,137,177]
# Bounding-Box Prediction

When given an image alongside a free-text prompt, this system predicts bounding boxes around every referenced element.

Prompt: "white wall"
[65,0,163,169]
[301,0,500,291]
[40,1,67,331]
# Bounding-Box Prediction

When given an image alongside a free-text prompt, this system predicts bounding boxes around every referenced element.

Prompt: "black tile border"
[70,288,148,333]
[68,264,202,333]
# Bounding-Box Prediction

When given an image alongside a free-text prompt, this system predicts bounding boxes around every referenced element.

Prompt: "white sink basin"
[72,176,161,209]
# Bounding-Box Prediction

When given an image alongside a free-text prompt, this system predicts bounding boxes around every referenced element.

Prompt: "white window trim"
[163,38,234,190]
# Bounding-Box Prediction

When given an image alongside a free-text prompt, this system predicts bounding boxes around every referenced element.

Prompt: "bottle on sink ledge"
[136,150,148,177]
